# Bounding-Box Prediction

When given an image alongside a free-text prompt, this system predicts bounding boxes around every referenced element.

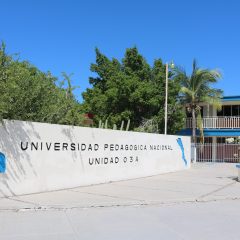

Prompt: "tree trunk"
[192,108,196,145]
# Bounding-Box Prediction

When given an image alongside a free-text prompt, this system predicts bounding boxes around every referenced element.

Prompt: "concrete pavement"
[1,163,240,239]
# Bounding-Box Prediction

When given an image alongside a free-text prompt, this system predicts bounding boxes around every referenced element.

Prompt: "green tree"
[82,47,184,133]
[0,42,84,126]
[174,59,223,144]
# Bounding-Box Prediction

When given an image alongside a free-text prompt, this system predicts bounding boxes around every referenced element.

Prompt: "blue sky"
[1,0,240,101]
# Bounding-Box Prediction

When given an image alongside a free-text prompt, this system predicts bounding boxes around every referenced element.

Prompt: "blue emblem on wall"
[0,152,6,173]
[176,138,187,166]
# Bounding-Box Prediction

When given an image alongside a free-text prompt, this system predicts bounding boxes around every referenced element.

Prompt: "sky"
[1,0,240,101]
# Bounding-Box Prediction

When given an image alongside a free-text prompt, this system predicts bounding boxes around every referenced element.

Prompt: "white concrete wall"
[0,120,191,197]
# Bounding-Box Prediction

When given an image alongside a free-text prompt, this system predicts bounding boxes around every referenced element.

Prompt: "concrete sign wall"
[0,120,191,197]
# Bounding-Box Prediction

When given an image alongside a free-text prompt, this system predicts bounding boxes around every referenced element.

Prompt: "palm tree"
[174,59,223,145]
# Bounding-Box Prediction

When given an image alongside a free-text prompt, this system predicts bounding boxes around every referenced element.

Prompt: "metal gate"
[194,143,240,163]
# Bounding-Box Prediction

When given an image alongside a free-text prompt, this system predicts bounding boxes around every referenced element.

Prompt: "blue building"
[179,96,240,162]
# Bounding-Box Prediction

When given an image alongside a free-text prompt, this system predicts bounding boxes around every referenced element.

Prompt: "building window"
[217,137,226,143]
[217,105,240,117]
[224,106,232,116]
[232,105,239,116]
[197,137,212,143]
[186,106,203,117]
[217,108,223,116]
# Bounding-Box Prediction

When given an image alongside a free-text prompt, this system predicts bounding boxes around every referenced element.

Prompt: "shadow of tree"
[0,120,96,197]
[0,120,39,197]
[61,126,86,172]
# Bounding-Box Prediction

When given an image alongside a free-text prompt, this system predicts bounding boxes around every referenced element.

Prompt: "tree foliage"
[173,59,223,143]
[82,47,184,134]
[0,42,83,125]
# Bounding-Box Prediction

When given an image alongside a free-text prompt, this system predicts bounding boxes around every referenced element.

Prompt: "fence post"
[191,143,197,163]
[212,137,217,162]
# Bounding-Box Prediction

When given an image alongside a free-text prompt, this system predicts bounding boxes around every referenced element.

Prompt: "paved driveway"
[0,163,240,240]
